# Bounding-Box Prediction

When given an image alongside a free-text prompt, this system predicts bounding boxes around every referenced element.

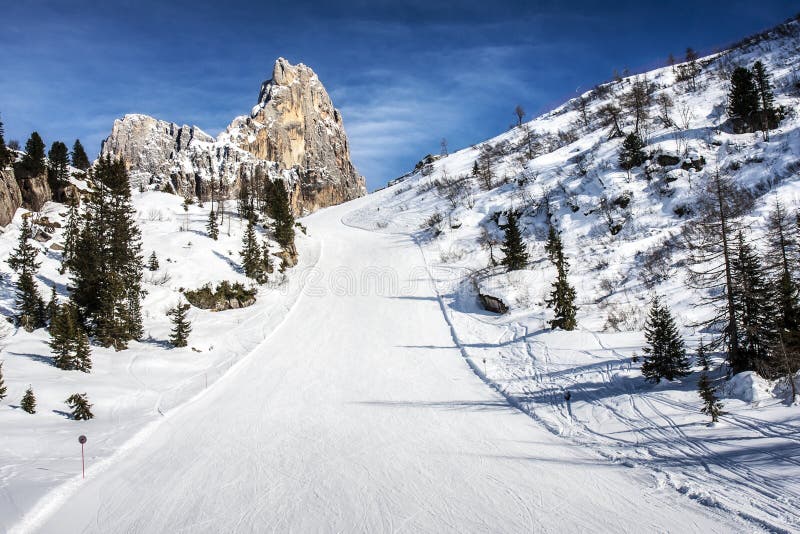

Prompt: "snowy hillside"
[343,17,800,530]
[0,190,317,530]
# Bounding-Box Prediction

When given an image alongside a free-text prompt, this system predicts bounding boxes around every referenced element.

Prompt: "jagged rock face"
[0,167,23,226]
[16,169,52,212]
[100,58,366,215]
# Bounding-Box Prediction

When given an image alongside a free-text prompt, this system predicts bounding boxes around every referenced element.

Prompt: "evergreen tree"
[70,156,143,350]
[697,339,710,371]
[49,303,78,370]
[641,296,690,383]
[206,208,219,240]
[0,361,7,400]
[60,202,81,273]
[684,173,753,373]
[241,218,265,281]
[262,239,273,276]
[765,200,800,334]
[752,61,778,139]
[8,217,45,331]
[19,132,46,176]
[168,301,192,348]
[71,139,91,171]
[47,141,70,194]
[65,393,94,420]
[73,327,92,373]
[698,373,723,423]
[268,179,295,254]
[500,210,528,272]
[21,386,36,414]
[46,285,58,325]
[731,232,777,376]
[147,251,159,271]
[618,132,646,171]
[544,224,561,264]
[0,114,11,167]
[545,234,578,331]
[728,67,760,133]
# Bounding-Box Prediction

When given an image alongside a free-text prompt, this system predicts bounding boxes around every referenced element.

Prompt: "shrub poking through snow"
[65,393,94,420]
[618,132,647,171]
[21,386,36,414]
[183,281,257,311]
[641,296,690,383]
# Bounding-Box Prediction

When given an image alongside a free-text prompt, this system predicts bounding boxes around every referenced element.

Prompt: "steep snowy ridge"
[344,16,800,530]
[100,58,366,216]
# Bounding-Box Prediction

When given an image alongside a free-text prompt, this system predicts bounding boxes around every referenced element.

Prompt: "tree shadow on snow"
[212,250,243,274]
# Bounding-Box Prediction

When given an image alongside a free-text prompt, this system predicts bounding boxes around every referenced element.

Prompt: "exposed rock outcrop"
[0,167,23,226]
[100,58,366,215]
[16,169,52,211]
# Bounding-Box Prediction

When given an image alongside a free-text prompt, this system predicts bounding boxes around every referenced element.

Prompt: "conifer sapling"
[168,301,192,348]
[698,373,723,423]
[641,296,690,383]
[66,393,94,420]
[21,386,36,414]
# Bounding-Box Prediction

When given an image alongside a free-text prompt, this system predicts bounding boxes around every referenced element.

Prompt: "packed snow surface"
[10,195,746,533]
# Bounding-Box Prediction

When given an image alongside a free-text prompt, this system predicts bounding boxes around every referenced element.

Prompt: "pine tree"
[168,301,192,348]
[0,361,7,400]
[241,218,264,281]
[71,139,91,171]
[8,217,45,331]
[19,132,46,176]
[147,251,159,271]
[698,373,723,423]
[70,156,143,350]
[641,296,690,383]
[49,303,77,370]
[268,179,295,255]
[60,202,81,273]
[618,132,646,171]
[684,173,753,373]
[73,327,92,373]
[206,208,219,240]
[500,210,528,272]
[728,67,760,133]
[731,232,777,376]
[752,61,778,139]
[65,393,94,420]
[262,239,273,276]
[544,224,561,264]
[21,386,36,414]
[46,284,58,325]
[47,141,70,194]
[545,233,578,331]
[765,200,800,332]
[697,339,710,371]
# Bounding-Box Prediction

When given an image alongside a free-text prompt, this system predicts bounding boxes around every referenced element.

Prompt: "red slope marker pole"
[79,435,87,479]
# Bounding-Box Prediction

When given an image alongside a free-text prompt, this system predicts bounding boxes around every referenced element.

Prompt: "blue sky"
[1,1,797,190]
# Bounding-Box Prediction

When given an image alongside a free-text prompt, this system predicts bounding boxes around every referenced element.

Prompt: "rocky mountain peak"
[100,59,365,215]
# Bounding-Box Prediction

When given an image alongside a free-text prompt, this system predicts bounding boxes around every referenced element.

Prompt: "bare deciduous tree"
[514,105,526,126]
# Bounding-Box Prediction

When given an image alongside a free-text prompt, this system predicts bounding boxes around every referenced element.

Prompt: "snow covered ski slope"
[15,196,746,533]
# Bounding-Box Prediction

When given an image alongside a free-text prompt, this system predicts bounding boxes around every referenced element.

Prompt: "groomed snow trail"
[25,199,744,533]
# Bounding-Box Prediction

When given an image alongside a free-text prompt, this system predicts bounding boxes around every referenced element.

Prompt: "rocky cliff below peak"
[100,59,366,215]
